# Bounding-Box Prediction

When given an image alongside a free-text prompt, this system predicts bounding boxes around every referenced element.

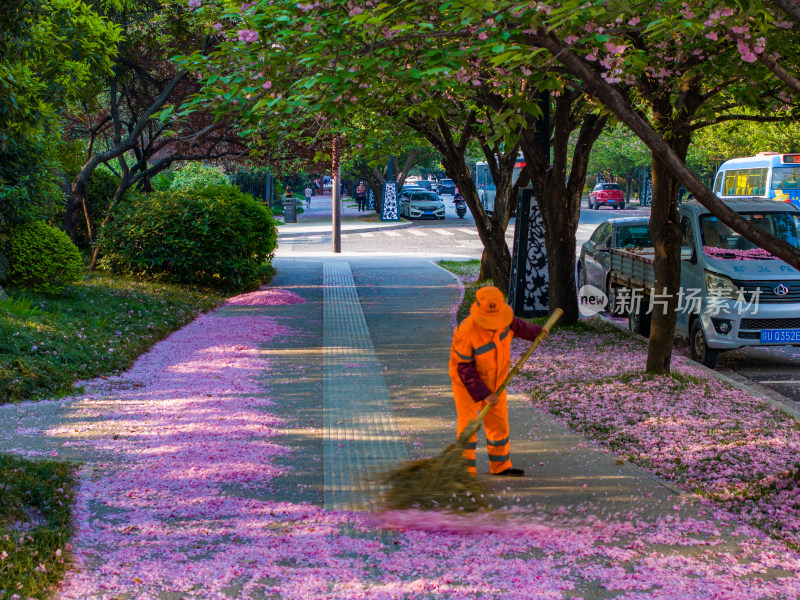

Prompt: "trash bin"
[283,200,297,223]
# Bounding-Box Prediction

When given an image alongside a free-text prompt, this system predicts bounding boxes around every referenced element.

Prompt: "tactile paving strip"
[323,261,408,511]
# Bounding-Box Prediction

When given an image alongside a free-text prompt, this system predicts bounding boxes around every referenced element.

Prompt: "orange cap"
[470,286,513,330]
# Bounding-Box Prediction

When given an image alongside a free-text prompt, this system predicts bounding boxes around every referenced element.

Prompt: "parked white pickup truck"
[608,198,800,368]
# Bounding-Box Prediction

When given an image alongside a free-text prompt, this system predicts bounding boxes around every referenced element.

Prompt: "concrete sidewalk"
[265,256,686,517]
[276,189,412,238]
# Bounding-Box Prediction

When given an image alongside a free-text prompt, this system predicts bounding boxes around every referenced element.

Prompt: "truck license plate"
[761,328,800,343]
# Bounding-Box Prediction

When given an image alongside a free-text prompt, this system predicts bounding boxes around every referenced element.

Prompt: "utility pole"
[332,138,341,253]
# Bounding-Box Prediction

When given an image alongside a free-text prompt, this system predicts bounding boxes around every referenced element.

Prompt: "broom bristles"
[380,415,488,512]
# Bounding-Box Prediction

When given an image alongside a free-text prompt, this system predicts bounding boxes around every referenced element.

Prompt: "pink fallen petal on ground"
[226,288,306,306]
[6,264,798,599]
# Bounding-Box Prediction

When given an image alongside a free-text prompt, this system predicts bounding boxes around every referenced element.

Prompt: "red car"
[588,183,625,210]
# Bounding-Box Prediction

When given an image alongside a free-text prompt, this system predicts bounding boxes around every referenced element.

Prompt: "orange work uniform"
[449,315,514,474]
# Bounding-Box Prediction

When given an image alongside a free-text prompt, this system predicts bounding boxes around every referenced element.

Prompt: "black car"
[415,180,433,190]
[438,179,456,195]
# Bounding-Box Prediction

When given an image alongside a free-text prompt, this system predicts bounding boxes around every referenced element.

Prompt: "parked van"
[609,198,800,368]
[713,152,800,206]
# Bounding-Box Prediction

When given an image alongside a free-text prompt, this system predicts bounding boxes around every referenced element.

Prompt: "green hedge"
[99,184,277,290]
[5,222,84,295]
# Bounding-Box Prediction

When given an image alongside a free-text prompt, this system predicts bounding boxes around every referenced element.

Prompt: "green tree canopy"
[0,0,122,148]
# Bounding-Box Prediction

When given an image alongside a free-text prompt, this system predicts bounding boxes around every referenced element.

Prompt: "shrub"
[151,172,172,191]
[99,184,278,289]
[87,166,119,215]
[170,162,229,190]
[5,222,84,295]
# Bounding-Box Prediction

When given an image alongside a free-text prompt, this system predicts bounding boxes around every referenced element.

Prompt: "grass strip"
[0,453,75,600]
[0,272,226,404]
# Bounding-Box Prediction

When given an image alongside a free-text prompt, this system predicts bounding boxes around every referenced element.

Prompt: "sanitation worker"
[449,286,544,476]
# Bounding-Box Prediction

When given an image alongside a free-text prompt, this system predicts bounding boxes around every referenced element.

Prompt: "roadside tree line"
[2,0,799,373]
[176,0,800,372]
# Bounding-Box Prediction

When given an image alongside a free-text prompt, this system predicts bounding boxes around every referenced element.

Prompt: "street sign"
[509,188,549,317]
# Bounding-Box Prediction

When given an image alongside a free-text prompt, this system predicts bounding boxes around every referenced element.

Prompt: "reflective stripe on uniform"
[488,454,510,462]
[474,341,496,356]
[464,458,476,467]
[464,441,477,450]
[499,327,510,341]
[454,349,473,361]
[486,437,509,447]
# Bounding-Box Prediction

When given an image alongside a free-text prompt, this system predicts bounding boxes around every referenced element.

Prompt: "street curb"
[277,220,414,238]
[598,313,800,420]
[706,367,800,420]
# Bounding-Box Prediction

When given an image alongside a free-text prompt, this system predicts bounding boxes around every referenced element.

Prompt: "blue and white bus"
[713,152,800,206]
[474,154,526,215]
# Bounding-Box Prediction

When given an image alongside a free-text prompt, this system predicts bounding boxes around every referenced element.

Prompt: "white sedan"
[401,190,445,219]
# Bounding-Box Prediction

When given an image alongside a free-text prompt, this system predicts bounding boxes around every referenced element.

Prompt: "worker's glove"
[483,393,500,406]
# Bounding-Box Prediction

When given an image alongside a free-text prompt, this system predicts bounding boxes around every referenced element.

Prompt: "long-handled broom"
[380,308,564,512]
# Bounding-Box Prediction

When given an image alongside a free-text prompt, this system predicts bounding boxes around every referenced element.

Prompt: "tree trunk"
[478,251,491,282]
[365,166,383,213]
[481,221,512,293]
[88,175,131,271]
[445,157,513,293]
[643,85,696,373]
[541,186,581,324]
[406,112,518,294]
[63,196,83,245]
[82,195,97,248]
[646,155,683,373]
[66,168,94,248]
[58,173,81,244]
[396,150,418,194]
[519,95,606,325]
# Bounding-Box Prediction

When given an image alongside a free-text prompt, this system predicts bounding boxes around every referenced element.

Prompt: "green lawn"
[0,272,226,404]
[0,453,75,600]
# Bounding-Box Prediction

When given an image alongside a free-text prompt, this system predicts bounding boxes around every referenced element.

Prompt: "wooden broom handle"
[475,308,564,422]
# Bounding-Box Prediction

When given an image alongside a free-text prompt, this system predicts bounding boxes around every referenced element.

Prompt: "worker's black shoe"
[493,468,525,477]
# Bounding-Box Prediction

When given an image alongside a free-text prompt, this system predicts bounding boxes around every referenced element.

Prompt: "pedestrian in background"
[449,286,545,477]
[304,185,312,208]
[285,185,293,199]
[355,181,367,212]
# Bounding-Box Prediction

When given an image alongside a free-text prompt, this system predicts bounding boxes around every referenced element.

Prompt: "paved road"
[277,198,800,405]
